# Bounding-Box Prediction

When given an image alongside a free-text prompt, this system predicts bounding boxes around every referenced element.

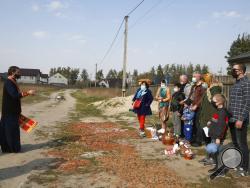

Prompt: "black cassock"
[0,78,22,153]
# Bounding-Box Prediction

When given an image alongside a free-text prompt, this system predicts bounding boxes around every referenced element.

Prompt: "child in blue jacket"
[181,99,195,142]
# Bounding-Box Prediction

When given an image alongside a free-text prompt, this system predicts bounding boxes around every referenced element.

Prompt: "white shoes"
[157,128,165,134]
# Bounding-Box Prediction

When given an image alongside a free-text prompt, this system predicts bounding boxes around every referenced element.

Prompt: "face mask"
[231,70,238,79]
[211,101,217,108]
[173,87,179,92]
[192,77,197,83]
[202,83,208,89]
[141,85,146,90]
[161,84,166,88]
[14,74,21,79]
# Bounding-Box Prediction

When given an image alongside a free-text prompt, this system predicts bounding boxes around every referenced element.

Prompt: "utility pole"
[122,16,129,97]
[95,63,97,87]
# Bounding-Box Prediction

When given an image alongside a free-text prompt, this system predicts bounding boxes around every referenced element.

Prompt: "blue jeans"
[184,124,193,141]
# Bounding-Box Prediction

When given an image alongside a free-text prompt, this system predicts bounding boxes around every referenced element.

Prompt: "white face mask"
[192,77,197,83]
[141,85,146,90]
[173,87,179,92]
[202,83,208,89]
[161,84,166,88]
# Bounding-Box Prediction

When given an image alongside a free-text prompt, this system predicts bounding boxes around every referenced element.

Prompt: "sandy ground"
[0,90,76,188]
[92,95,159,116]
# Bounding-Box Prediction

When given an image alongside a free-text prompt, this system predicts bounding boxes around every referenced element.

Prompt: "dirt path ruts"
[0,89,76,188]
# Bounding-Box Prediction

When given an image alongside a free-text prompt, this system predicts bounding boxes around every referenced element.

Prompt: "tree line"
[49,63,209,87]
[49,33,250,87]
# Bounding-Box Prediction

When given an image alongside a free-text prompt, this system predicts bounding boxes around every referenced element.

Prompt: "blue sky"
[0,0,249,78]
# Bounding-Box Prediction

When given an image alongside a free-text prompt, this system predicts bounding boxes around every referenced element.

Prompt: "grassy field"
[0,81,60,108]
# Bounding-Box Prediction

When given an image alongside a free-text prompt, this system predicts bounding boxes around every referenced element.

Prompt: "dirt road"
[0,90,76,188]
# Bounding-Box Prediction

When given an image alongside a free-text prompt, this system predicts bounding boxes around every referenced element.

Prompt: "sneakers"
[208,166,217,173]
[203,158,216,166]
[139,130,146,138]
[157,128,165,134]
[235,167,249,177]
[198,157,208,164]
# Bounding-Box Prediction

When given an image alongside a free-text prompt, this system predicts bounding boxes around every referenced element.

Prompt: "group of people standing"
[132,63,250,177]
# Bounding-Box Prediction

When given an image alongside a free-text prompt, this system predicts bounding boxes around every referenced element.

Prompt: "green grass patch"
[70,90,106,121]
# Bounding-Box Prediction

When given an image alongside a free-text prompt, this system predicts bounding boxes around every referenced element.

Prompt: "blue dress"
[132,88,153,116]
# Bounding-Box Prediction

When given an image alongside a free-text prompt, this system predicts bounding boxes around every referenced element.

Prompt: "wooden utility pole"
[122,16,129,97]
[95,63,97,87]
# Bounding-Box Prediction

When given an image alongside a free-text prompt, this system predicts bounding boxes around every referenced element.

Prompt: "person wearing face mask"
[0,66,35,153]
[187,72,205,147]
[170,83,185,138]
[155,80,171,134]
[198,74,223,147]
[200,94,229,176]
[228,63,250,177]
[132,80,153,137]
[179,75,192,138]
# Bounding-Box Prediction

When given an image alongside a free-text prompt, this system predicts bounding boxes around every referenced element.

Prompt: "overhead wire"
[130,0,176,30]
[98,0,146,67]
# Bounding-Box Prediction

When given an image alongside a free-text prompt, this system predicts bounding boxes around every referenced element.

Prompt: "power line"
[98,0,146,67]
[129,0,175,30]
[98,18,124,66]
[127,0,145,16]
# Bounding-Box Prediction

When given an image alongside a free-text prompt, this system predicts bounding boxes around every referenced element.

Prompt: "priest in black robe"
[0,66,35,153]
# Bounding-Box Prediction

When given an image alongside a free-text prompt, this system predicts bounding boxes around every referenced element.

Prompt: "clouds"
[32,4,40,12]
[212,11,241,18]
[32,31,48,39]
[47,1,65,11]
[31,1,68,18]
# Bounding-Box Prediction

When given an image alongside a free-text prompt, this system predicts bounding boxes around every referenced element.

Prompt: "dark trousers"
[229,120,249,171]
[191,109,202,144]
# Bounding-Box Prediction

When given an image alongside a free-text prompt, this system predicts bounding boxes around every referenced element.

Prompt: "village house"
[18,68,41,84]
[40,74,49,84]
[49,73,68,86]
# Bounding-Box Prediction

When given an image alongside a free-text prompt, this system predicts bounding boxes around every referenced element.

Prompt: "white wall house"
[49,73,68,86]
[18,69,41,84]
[40,74,49,84]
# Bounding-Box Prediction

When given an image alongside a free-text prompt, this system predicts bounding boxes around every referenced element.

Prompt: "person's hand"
[27,90,35,95]
[207,121,211,127]
[181,117,185,121]
[216,139,220,145]
[191,105,197,111]
[235,120,243,129]
[179,100,185,105]
[177,112,181,117]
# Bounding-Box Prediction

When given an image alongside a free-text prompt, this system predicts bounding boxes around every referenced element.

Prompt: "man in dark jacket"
[0,66,35,153]
[229,63,250,177]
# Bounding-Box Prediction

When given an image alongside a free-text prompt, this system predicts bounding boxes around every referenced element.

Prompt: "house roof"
[41,74,49,78]
[0,72,7,79]
[20,68,41,76]
[228,51,250,64]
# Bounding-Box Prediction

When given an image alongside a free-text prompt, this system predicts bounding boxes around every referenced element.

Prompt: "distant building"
[17,68,41,84]
[0,72,7,81]
[40,74,49,84]
[228,52,250,77]
[49,73,68,86]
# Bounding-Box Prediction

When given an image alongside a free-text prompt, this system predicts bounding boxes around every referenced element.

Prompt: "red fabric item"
[137,114,145,130]
[212,113,219,120]
[133,99,142,109]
